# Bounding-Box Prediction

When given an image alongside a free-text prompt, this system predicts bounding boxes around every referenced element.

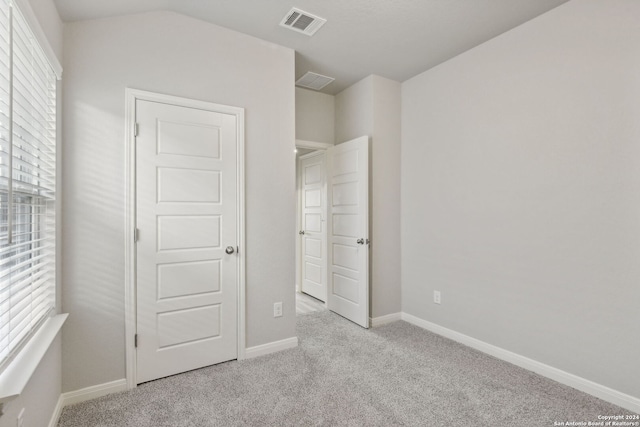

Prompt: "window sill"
[0,313,68,404]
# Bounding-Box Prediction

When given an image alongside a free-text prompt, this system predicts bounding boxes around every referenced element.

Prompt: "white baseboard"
[61,379,128,407]
[245,337,298,359]
[47,394,65,427]
[400,312,640,414]
[370,312,402,327]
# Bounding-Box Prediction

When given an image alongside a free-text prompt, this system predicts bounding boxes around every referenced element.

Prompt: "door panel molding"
[124,88,245,390]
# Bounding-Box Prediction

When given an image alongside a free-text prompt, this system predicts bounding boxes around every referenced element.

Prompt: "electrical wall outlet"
[17,408,25,427]
[273,302,283,317]
[433,290,441,305]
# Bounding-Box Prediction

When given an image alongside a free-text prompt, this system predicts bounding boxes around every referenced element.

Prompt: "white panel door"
[327,136,369,328]
[300,152,327,301]
[136,99,238,384]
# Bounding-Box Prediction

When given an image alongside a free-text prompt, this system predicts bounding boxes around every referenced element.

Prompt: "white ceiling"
[53,0,569,94]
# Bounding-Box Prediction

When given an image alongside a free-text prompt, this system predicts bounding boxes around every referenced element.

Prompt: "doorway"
[295,137,370,327]
[124,89,246,388]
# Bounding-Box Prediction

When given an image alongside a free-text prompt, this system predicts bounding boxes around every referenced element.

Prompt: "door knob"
[225,246,235,254]
[299,230,305,235]
[357,238,365,245]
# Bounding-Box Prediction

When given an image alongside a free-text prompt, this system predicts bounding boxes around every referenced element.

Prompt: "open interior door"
[326,136,369,328]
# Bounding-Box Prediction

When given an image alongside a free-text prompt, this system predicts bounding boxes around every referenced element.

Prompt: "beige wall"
[335,75,402,319]
[335,77,372,145]
[371,76,401,318]
[296,87,335,144]
[402,0,640,399]
[61,11,296,392]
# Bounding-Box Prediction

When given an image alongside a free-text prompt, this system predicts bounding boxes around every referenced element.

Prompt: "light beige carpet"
[58,311,635,426]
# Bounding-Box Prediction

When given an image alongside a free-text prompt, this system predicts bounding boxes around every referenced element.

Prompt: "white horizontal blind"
[0,0,56,369]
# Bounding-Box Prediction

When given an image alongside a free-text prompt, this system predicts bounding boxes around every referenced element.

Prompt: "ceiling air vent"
[296,72,335,91]
[280,8,326,36]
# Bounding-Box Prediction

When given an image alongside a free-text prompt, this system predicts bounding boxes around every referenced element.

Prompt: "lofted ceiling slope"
[53,0,569,94]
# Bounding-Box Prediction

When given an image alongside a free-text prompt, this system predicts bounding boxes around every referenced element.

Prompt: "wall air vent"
[280,8,326,36]
[296,72,335,91]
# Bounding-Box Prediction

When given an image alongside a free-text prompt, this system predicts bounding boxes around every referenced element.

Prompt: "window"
[0,0,57,370]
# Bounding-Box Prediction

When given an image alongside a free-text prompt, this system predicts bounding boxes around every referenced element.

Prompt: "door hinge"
[134,123,139,137]
[134,228,139,242]
[134,334,138,348]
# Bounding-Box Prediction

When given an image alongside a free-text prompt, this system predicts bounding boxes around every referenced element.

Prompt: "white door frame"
[124,88,246,389]
[295,140,332,298]
[296,139,333,151]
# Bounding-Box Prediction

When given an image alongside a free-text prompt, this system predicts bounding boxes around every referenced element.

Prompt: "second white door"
[299,152,327,301]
